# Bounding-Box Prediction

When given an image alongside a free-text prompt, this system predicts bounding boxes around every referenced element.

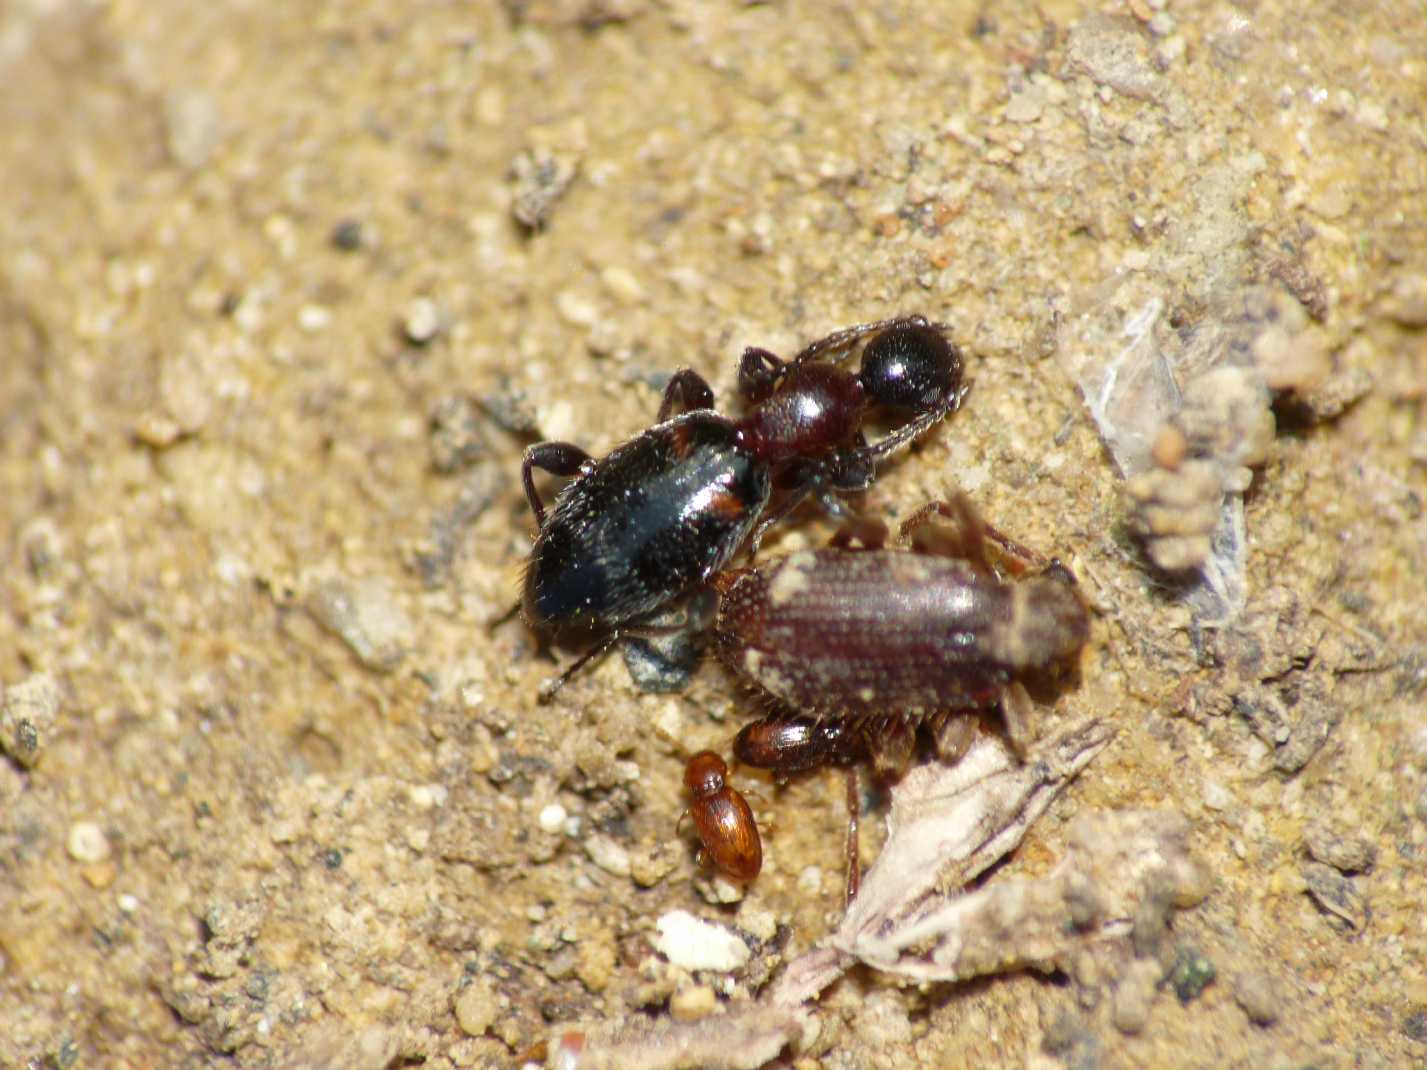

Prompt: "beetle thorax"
[739,364,866,463]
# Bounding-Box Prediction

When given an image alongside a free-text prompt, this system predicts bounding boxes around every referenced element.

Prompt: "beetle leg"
[1001,681,1035,759]
[488,599,525,641]
[900,494,1052,578]
[537,631,620,703]
[827,434,876,493]
[787,314,935,370]
[745,482,815,559]
[929,710,977,764]
[680,586,721,632]
[748,443,869,557]
[866,715,915,780]
[978,521,1048,575]
[901,494,990,571]
[852,378,969,465]
[522,441,593,528]
[658,369,716,422]
[844,765,861,906]
[737,347,785,404]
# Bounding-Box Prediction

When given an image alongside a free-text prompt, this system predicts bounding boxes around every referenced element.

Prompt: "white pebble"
[67,821,111,864]
[601,266,644,304]
[556,289,599,327]
[653,910,750,972]
[403,298,442,344]
[539,803,568,832]
[1202,779,1231,811]
[298,304,332,332]
[409,784,446,809]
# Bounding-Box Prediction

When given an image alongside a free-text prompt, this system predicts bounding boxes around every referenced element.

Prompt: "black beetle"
[520,315,966,697]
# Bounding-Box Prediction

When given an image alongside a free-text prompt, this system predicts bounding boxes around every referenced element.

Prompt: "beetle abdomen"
[716,549,1015,714]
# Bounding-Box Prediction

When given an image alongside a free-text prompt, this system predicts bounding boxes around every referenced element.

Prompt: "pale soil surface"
[1,2,1424,1068]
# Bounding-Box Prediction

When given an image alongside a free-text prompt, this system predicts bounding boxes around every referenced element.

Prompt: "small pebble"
[164,89,225,169]
[1111,958,1163,1034]
[1040,1008,1085,1055]
[299,304,332,332]
[428,396,488,473]
[620,633,700,693]
[1384,274,1427,327]
[1,672,61,768]
[584,834,631,878]
[1146,12,1175,36]
[1004,87,1045,123]
[538,803,568,833]
[453,978,499,1037]
[133,412,184,449]
[331,219,364,251]
[653,910,750,972]
[1403,1007,1427,1045]
[306,577,412,674]
[696,872,745,905]
[1233,970,1282,1026]
[575,933,616,993]
[537,400,577,443]
[630,841,679,888]
[409,784,445,810]
[402,298,443,345]
[1071,948,1102,989]
[1169,946,1217,1003]
[1303,823,1376,874]
[82,862,117,889]
[600,266,644,305]
[669,984,718,1022]
[1201,779,1231,811]
[67,821,112,864]
[555,288,599,328]
[737,906,777,943]
[1301,861,1367,932]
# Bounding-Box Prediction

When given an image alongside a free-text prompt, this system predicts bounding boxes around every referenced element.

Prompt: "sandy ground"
[1,1,1425,1068]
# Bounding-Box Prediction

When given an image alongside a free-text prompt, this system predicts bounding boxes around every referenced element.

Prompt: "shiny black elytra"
[520,315,966,699]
